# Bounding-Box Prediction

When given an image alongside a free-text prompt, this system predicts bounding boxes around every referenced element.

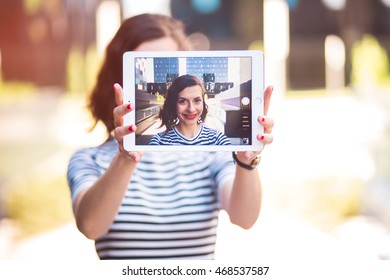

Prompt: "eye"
[178,99,187,105]
[195,98,202,104]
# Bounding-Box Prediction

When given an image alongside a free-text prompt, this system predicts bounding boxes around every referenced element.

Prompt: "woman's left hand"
[236,85,274,162]
[257,85,274,144]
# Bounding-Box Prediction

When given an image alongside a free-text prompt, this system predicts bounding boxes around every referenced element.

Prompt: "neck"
[175,123,202,138]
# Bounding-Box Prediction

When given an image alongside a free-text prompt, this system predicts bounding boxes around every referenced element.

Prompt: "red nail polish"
[127,104,131,110]
[260,135,265,140]
[128,126,134,132]
[261,117,265,122]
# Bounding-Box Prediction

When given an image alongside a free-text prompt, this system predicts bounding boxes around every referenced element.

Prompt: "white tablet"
[123,50,264,151]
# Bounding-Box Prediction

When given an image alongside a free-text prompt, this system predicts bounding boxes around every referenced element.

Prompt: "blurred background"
[0,0,390,263]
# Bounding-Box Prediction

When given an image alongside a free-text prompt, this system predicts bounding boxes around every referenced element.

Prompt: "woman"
[149,74,231,146]
[67,13,274,260]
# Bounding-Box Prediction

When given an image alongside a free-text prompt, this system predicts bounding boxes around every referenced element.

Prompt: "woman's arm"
[73,152,136,239]
[72,84,142,240]
[221,86,274,229]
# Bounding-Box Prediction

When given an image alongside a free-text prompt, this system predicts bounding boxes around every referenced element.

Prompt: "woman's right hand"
[113,83,143,162]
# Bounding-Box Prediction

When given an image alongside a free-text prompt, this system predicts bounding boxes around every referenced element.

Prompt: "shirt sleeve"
[149,134,161,145]
[66,148,101,203]
[216,131,231,145]
[209,151,235,206]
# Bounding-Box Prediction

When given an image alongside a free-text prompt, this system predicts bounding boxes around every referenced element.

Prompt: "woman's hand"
[72,84,143,239]
[225,86,274,228]
[236,85,274,163]
[113,83,143,162]
[257,85,274,144]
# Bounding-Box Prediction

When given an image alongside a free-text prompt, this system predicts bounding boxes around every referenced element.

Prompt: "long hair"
[87,14,191,134]
[158,74,208,132]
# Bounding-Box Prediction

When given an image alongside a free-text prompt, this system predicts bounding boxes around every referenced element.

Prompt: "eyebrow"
[178,95,202,100]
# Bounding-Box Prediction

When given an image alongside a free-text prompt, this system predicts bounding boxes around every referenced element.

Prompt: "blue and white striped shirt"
[149,124,231,146]
[67,139,235,259]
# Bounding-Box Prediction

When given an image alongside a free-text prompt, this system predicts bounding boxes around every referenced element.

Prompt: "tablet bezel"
[123,50,264,151]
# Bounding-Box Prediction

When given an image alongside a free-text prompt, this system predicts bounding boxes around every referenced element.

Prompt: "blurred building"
[0,0,389,90]
[170,0,263,50]
[288,0,390,88]
[153,58,179,84]
[0,0,100,87]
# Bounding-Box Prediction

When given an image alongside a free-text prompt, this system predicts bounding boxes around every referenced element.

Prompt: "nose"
[187,101,195,111]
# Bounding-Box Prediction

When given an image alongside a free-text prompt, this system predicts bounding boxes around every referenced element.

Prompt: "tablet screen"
[123,50,264,151]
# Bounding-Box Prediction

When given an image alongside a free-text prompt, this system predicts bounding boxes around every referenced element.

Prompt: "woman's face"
[134,37,179,51]
[176,85,204,127]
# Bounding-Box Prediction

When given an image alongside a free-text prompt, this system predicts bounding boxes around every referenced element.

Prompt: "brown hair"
[87,13,191,134]
[158,74,208,132]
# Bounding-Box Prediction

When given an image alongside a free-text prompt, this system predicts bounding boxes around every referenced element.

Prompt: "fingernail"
[127,104,131,110]
[261,117,265,122]
[128,125,134,132]
[132,155,137,162]
[260,135,265,140]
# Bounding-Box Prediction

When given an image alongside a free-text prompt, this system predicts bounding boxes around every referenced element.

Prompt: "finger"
[114,125,137,143]
[114,83,124,107]
[235,151,261,163]
[117,148,143,163]
[113,103,134,127]
[243,151,261,160]
[117,150,142,162]
[258,116,274,134]
[257,133,273,145]
[263,86,273,115]
[126,151,143,162]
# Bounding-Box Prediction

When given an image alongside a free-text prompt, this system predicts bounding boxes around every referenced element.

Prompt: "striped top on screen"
[149,124,231,146]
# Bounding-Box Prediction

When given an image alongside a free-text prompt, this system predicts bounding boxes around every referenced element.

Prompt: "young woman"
[149,74,231,146]
[67,13,274,260]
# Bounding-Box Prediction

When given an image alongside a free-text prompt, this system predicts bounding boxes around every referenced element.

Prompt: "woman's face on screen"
[176,85,204,127]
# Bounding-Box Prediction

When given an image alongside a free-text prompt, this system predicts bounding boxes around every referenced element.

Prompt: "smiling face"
[176,85,204,127]
[158,74,208,132]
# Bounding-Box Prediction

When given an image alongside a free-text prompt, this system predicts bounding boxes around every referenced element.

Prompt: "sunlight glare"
[321,0,346,10]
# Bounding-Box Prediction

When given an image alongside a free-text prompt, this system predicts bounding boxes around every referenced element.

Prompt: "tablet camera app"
[134,56,252,145]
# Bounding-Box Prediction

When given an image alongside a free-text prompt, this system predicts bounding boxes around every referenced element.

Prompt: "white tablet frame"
[123,50,264,151]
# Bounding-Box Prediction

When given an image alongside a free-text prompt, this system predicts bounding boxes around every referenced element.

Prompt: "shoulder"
[202,125,231,145]
[149,129,176,145]
[149,133,160,145]
[202,125,224,136]
[68,139,116,169]
[68,146,95,165]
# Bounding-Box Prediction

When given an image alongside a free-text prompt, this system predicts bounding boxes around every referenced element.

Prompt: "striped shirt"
[67,139,235,259]
[149,124,231,146]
